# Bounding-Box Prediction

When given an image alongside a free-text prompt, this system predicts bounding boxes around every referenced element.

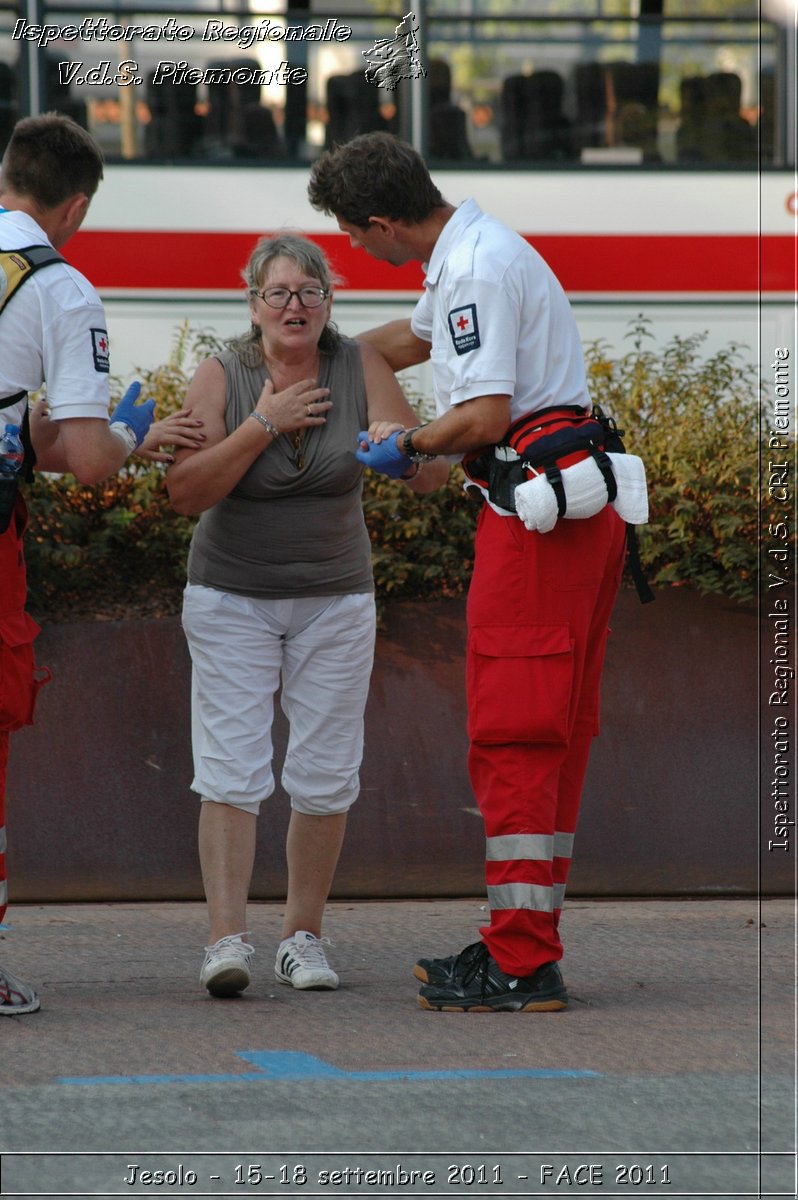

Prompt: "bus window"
[423,5,780,167]
[0,0,791,169]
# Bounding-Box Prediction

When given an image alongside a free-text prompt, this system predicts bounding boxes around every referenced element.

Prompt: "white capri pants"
[182,584,377,816]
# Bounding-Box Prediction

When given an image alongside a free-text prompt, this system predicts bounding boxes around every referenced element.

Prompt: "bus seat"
[429,103,473,160]
[325,71,386,148]
[501,71,572,162]
[44,58,88,132]
[146,73,202,159]
[240,104,285,160]
[677,71,756,164]
[204,58,262,157]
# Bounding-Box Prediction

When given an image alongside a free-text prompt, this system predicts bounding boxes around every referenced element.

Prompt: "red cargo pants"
[0,494,47,925]
[466,501,626,977]
[0,730,8,924]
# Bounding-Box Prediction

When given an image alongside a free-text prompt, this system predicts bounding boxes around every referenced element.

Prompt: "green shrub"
[23,316,770,622]
[363,470,476,604]
[25,468,194,622]
[24,326,203,622]
[584,318,772,604]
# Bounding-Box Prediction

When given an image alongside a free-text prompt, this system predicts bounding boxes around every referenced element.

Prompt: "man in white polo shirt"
[309,132,626,1013]
[0,113,201,1015]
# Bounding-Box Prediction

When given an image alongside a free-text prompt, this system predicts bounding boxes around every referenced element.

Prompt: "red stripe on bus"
[68,231,794,294]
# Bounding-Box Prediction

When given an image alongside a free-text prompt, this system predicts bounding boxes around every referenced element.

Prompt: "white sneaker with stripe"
[275,931,339,990]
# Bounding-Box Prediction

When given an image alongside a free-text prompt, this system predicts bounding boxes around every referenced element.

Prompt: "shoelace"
[0,973,28,1006]
[456,941,492,991]
[292,935,333,965]
[205,933,254,957]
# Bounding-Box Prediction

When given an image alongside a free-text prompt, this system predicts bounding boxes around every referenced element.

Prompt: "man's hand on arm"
[355,428,410,478]
[355,394,512,480]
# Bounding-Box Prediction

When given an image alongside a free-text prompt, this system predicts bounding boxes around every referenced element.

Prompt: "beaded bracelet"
[250,411,281,439]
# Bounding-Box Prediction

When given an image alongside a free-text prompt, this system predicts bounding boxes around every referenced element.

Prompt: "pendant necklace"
[291,430,306,470]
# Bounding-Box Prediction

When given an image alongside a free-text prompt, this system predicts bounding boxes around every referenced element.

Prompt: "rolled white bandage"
[109,422,138,455]
[608,452,649,524]
[515,455,610,532]
[514,472,560,532]
[514,452,649,532]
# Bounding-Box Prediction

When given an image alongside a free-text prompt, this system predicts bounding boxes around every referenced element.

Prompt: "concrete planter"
[7,587,771,902]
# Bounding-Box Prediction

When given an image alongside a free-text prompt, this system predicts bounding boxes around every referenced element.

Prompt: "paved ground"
[0,898,794,1199]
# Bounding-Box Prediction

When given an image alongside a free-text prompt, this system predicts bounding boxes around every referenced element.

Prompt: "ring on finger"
[306,404,312,417]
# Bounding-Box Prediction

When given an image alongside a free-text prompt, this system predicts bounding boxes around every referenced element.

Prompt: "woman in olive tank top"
[167,233,447,999]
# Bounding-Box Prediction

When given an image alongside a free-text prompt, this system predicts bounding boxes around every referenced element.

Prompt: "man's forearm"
[34,416,128,482]
[357,320,431,372]
[406,394,512,458]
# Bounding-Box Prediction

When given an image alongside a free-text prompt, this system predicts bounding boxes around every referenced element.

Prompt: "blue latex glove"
[355,431,409,479]
[110,381,156,448]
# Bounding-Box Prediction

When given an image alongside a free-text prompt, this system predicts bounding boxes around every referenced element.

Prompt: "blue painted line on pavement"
[59,1050,601,1086]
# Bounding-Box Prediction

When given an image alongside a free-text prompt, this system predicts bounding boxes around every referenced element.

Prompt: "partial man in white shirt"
[0,112,203,1014]
[309,132,627,1014]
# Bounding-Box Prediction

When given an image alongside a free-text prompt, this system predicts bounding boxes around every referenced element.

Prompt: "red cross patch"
[448,304,480,355]
[91,327,110,373]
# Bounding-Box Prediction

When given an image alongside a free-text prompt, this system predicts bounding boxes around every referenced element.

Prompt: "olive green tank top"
[187,337,373,599]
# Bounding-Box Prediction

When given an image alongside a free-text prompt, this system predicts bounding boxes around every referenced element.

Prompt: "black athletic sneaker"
[413,940,486,985]
[417,942,568,1012]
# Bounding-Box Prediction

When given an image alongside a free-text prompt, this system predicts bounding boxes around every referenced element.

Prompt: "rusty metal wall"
[6,588,773,902]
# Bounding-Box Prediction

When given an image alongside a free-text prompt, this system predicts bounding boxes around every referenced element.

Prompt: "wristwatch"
[402,425,437,463]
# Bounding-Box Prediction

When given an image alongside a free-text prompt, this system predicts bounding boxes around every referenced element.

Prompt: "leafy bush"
[23,316,769,622]
[24,326,203,622]
[25,468,194,622]
[363,470,476,605]
[584,318,771,604]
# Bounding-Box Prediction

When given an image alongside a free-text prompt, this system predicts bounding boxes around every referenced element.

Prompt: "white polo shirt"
[0,208,111,430]
[411,198,590,426]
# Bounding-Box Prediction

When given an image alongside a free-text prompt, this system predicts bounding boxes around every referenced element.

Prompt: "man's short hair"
[308,132,444,229]
[1,112,104,209]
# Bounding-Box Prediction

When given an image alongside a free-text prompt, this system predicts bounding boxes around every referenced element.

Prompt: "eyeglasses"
[254,286,328,309]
